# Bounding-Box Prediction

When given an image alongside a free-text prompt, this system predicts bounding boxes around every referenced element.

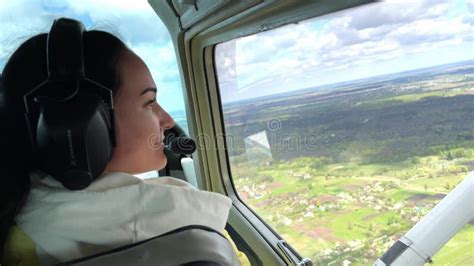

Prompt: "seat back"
[56,226,240,266]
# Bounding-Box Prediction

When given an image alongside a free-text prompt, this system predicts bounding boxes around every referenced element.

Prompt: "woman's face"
[105,50,175,174]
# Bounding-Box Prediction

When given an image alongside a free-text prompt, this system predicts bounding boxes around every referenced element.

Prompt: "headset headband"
[48,18,86,81]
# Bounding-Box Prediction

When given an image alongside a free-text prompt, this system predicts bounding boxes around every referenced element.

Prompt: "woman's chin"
[155,155,167,171]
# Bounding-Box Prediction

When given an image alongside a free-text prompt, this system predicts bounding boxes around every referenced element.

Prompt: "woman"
[0,19,248,265]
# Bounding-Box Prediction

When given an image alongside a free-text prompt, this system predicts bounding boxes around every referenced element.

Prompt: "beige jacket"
[4,172,249,265]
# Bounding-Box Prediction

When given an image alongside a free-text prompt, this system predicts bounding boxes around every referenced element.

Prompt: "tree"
[444,183,451,191]
[447,152,454,161]
[412,156,421,164]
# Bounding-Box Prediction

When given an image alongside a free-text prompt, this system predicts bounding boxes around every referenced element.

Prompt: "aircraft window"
[215,0,473,264]
[0,0,187,133]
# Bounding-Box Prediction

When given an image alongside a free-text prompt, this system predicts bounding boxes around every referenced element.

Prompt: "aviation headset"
[23,18,116,190]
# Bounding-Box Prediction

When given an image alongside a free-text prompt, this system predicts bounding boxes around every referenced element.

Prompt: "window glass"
[215,0,474,264]
[0,0,187,132]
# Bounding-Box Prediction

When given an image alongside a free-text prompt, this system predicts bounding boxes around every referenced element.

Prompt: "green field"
[234,154,473,264]
[434,225,474,265]
[225,62,474,264]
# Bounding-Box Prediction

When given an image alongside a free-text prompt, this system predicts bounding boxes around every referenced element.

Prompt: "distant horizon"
[222,59,474,106]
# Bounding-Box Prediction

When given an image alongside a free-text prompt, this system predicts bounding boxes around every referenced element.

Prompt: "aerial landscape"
[222,60,474,265]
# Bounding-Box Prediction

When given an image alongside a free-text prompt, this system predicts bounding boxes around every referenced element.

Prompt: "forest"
[223,60,474,265]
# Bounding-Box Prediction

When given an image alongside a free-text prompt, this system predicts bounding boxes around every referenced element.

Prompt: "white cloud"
[216,0,473,103]
[0,0,184,112]
[0,1,52,61]
[65,0,150,14]
[0,0,170,65]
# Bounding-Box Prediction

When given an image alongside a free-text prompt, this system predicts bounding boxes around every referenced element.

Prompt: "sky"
[1,1,473,108]
[215,0,474,103]
[0,0,184,113]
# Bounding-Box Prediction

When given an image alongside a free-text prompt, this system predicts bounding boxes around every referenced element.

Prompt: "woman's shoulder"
[2,225,40,266]
[142,176,195,188]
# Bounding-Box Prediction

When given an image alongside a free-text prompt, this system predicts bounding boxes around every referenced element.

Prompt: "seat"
[56,226,240,266]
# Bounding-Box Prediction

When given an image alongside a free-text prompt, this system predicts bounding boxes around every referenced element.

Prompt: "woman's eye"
[146,98,156,107]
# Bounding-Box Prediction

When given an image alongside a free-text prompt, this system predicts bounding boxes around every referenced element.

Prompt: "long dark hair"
[0,29,127,258]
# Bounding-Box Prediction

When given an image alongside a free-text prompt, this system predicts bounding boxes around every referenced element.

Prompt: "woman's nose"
[159,109,175,130]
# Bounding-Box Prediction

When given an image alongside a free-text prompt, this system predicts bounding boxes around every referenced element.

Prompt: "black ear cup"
[34,93,114,189]
[24,18,116,190]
